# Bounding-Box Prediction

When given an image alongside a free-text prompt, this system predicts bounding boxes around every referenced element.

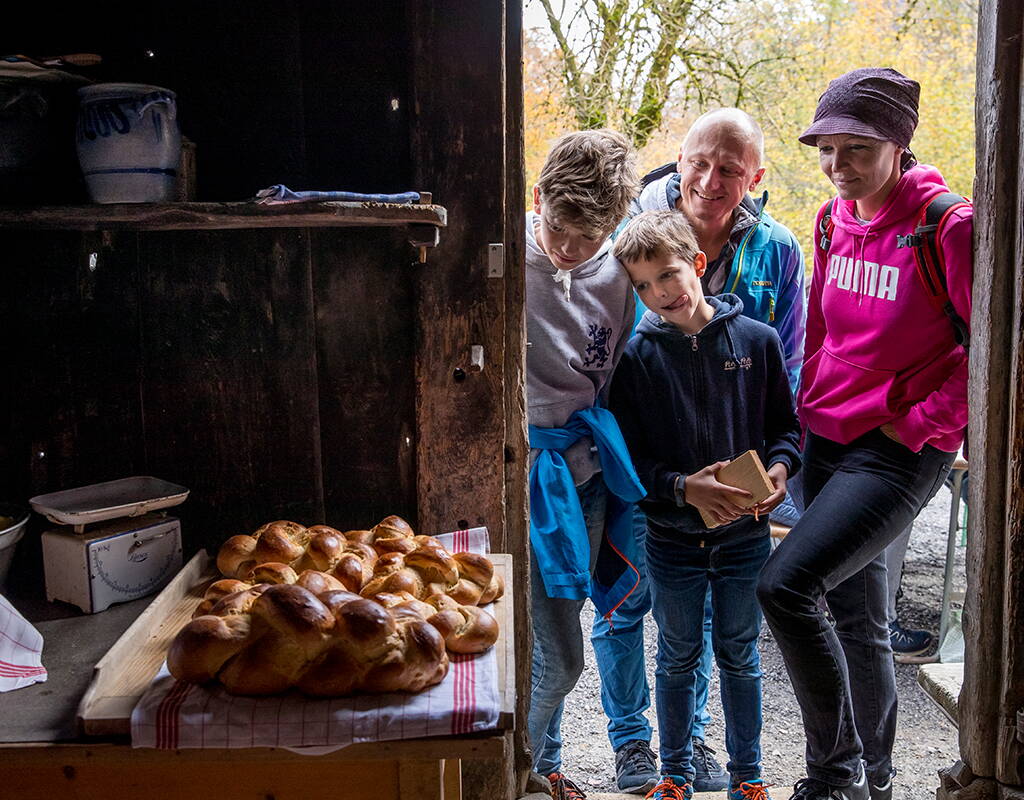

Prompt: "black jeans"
[757,429,954,786]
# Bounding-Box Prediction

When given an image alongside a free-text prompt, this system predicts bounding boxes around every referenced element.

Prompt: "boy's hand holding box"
[697,450,776,530]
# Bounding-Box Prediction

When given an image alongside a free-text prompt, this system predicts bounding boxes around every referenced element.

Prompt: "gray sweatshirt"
[526,211,636,485]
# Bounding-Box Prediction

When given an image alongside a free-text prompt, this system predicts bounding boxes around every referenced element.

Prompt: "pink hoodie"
[799,164,973,453]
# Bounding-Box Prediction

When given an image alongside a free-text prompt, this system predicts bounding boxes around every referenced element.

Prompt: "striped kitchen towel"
[131,526,499,753]
[0,593,47,691]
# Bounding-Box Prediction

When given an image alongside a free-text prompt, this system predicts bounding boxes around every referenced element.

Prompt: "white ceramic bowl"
[0,504,30,592]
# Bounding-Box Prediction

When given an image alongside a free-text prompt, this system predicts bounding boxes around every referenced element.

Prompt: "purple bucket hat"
[799,67,920,148]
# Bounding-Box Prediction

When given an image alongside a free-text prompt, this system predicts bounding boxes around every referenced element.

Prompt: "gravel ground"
[560,484,966,798]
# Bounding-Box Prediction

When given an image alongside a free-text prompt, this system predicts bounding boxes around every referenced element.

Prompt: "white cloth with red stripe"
[0,593,48,691]
[131,527,499,752]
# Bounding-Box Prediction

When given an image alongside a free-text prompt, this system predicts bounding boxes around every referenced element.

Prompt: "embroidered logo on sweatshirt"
[582,324,612,368]
[826,254,900,301]
[724,357,753,371]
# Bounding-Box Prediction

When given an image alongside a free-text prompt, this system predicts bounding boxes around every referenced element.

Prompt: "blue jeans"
[591,506,714,749]
[769,471,805,528]
[648,531,771,782]
[528,474,607,775]
[757,430,954,786]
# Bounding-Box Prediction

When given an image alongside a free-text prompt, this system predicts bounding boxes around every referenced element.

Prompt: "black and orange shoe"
[644,775,693,800]
[548,772,587,800]
[729,777,774,799]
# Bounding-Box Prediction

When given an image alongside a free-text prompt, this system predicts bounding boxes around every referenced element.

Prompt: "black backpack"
[817,192,971,352]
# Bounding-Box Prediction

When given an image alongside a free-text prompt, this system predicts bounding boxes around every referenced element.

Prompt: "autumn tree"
[532,0,792,149]
[524,0,978,254]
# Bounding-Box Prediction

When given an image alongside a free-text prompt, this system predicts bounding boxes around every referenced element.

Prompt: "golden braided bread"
[169,583,449,696]
[214,516,503,607]
[190,568,500,656]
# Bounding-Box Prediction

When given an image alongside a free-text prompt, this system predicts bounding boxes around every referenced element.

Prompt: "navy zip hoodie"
[609,294,801,546]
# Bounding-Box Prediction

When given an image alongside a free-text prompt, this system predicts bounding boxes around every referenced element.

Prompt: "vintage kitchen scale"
[29,477,188,614]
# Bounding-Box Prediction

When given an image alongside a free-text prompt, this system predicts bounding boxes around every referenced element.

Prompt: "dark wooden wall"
[3,6,528,797]
[3,0,414,199]
[0,2,521,553]
[0,224,420,554]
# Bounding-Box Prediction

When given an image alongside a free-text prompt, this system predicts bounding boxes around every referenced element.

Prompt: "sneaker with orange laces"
[548,772,587,800]
[644,775,693,800]
[729,777,774,799]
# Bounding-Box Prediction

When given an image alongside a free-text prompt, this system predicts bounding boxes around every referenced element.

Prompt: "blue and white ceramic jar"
[76,83,181,203]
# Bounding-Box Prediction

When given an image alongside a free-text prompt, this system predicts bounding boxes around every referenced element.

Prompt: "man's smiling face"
[676,120,764,233]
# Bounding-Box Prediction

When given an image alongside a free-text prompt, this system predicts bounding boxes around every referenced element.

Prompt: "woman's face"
[815,134,904,219]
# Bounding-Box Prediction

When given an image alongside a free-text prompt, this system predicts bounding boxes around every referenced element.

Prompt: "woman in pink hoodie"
[756,68,972,800]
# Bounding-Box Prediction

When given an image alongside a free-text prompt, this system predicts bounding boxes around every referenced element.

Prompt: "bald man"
[597,108,806,794]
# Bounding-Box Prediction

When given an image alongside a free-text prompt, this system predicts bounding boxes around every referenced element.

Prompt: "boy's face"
[625,251,709,330]
[533,187,608,270]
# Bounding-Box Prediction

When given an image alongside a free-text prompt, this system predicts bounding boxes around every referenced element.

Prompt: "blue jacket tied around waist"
[529,406,645,618]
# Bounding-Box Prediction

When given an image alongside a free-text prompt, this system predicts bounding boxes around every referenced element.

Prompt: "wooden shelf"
[0,201,447,233]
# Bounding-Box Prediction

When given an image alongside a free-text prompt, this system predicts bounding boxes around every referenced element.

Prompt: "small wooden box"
[698,450,775,529]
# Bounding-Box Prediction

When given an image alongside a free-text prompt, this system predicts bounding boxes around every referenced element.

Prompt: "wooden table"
[0,552,514,800]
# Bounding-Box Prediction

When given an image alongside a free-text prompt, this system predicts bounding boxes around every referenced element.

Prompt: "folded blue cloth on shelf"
[255,185,421,205]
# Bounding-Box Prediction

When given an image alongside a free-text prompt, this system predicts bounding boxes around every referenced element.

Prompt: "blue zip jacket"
[529,406,645,617]
[609,294,801,546]
[628,171,807,395]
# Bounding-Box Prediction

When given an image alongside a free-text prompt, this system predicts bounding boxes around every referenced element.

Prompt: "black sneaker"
[614,739,659,794]
[889,620,933,655]
[867,768,894,800]
[789,765,868,799]
[691,736,729,792]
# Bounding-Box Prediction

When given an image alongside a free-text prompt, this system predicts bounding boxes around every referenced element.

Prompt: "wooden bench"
[917,662,964,727]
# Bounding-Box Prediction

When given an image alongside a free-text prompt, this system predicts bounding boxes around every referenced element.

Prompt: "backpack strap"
[897,192,972,351]
[641,161,677,188]
[817,197,838,252]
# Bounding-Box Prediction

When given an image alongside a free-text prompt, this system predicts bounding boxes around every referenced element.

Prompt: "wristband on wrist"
[673,474,687,507]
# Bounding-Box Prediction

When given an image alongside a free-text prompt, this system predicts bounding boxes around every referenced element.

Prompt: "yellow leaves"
[524,0,978,258]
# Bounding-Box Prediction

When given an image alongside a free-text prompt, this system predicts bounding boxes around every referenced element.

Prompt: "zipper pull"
[769,296,776,322]
[691,336,698,351]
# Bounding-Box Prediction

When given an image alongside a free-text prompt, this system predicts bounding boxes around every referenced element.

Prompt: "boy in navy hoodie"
[609,210,801,800]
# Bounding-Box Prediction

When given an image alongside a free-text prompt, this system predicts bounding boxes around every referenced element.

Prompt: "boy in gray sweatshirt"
[526,129,643,800]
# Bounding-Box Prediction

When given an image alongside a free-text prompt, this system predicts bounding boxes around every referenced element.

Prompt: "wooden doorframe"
[942,1,1024,797]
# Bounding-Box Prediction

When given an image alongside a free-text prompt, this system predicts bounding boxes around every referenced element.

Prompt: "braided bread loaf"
[190,567,500,656]
[215,516,503,607]
[169,583,449,696]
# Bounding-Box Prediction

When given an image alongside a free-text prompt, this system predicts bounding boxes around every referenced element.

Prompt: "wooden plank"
[410,0,509,540]
[2,736,507,762]
[444,758,463,799]
[0,202,446,232]
[78,551,214,735]
[918,662,964,728]
[0,751,403,800]
[310,227,418,528]
[400,759,445,800]
[0,231,146,511]
[966,0,1024,785]
[500,1,533,791]
[136,228,324,553]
